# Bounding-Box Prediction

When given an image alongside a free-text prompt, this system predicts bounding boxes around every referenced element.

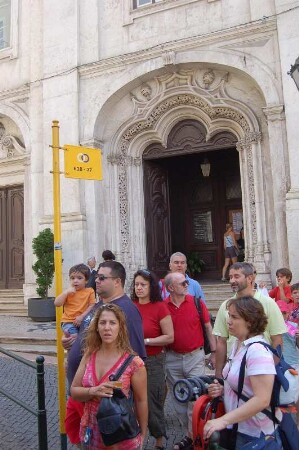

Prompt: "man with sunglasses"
[160,252,206,303]
[62,260,146,446]
[164,272,216,450]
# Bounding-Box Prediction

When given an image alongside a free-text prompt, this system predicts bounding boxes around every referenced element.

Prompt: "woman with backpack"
[203,296,282,449]
[70,303,148,449]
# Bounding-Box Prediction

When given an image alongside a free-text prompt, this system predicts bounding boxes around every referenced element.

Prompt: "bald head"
[165,272,188,298]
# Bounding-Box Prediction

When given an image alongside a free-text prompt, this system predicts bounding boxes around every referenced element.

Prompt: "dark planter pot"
[28,297,56,322]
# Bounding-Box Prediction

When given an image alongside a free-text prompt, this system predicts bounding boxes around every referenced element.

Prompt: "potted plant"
[187,252,205,278]
[28,228,56,322]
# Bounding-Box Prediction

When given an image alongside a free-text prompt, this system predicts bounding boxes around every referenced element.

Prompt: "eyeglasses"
[178,279,189,287]
[96,275,117,282]
[99,303,116,310]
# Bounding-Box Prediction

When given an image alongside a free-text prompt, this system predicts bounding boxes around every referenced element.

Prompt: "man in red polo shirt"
[164,272,216,450]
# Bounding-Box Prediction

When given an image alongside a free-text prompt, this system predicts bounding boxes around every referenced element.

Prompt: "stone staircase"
[0,289,27,316]
[0,335,57,357]
[0,282,232,359]
[201,282,233,317]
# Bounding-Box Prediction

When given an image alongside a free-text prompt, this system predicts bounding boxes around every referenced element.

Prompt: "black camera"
[173,375,223,403]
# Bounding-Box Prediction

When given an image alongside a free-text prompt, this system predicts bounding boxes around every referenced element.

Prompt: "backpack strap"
[109,354,135,381]
[233,342,278,424]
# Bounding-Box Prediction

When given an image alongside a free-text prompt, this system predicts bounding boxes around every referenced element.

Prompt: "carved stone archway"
[106,70,271,281]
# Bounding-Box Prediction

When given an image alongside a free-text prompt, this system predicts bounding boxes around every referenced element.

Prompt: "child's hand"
[66,287,76,295]
[278,278,286,287]
[73,315,83,326]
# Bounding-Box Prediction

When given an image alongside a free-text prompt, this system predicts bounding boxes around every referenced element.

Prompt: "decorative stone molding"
[262,105,285,121]
[0,122,25,159]
[140,84,152,101]
[162,51,176,66]
[123,94,250,143]
[111,90,256,256]
[79,19,277,79]
[202,69,215,88]
[236,131,263,250]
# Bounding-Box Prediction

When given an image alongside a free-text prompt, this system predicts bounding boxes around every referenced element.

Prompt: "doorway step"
[200,282,233,317]
[0,289,27,316]
[0,315,57,362]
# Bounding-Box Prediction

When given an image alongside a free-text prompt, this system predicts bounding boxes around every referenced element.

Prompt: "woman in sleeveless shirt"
[71,303,148,449]
[221,223,238,281]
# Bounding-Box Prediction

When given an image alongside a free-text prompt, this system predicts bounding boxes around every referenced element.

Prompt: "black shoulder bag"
[96,354,140,446]
[194,296,211,355]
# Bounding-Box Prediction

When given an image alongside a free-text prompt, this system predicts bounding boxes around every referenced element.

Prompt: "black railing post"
[36,356,48,450]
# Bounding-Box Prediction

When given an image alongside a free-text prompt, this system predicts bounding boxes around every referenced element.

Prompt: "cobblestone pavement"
[0,355,186,450]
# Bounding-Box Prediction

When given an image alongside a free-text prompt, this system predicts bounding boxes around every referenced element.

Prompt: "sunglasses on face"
[178,279,189,287]
[96,275,117,282]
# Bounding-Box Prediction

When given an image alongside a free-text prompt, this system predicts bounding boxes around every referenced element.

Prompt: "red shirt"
[268,285,293,303]
[134,301,170,356]
[166,294,210,353]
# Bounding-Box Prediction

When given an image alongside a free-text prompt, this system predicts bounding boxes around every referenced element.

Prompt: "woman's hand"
[207,379,224,399]
[89,382,114,399]
[61,333,77,350]
[203,417,227,441]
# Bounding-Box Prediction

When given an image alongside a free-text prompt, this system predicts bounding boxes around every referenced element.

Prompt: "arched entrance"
[101,69,271,283]
[0,120,26,289]
[143,119,242,278]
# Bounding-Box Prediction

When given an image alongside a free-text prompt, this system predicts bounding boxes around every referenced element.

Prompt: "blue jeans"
[61,322,79,335]
[236,428,282,449]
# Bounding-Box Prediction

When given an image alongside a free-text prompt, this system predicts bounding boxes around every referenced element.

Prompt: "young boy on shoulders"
[268,268,293,304]
[54,263,96,336]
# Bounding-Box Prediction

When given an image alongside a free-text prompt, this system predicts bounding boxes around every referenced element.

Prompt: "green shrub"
[32,228,55,298]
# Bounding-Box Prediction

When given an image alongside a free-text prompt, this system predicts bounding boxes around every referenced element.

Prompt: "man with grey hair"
[160,251,206,302]
[213,261,286,377]
[164,271,216,449]
[86,256,97,293]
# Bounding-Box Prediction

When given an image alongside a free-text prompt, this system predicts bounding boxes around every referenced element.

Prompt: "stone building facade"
[0,0,299,301]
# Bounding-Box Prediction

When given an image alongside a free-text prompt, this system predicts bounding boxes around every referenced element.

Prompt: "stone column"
[262,105,289,272]
[236,131,271,280]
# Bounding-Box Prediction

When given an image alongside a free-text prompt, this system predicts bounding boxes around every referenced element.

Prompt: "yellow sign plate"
[64,145,103,180]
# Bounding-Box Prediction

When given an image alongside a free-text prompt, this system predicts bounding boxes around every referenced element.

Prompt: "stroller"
[192,394,226,450]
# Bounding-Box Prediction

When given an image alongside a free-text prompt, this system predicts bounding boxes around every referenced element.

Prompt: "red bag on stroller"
[192,395,225,450]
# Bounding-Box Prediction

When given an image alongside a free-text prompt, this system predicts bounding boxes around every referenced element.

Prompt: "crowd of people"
[55,251,299,450]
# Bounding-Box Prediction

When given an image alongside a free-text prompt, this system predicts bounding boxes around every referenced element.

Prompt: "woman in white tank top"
[221,223,238,281]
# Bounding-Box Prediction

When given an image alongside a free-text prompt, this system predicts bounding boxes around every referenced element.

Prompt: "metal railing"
[0,347,48,450]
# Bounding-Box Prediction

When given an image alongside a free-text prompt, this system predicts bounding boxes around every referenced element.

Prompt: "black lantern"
[288,57,299,91]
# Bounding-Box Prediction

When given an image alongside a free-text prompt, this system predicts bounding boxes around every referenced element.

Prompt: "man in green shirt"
[213,262,287,377]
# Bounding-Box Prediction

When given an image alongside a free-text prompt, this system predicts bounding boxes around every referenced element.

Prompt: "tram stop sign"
[64,145,103,180]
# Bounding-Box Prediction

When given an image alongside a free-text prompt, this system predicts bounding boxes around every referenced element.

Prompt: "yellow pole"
[51,120,67,449]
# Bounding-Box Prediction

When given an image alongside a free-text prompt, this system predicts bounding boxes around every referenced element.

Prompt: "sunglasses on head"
[96,274,117,281]
[138,269,151,277]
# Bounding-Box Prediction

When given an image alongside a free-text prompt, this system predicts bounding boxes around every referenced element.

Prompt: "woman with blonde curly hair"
[71,303,148,449]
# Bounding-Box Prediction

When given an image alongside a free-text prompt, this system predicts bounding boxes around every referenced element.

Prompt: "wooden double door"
[0,186,24,289]
[143,120,243,279]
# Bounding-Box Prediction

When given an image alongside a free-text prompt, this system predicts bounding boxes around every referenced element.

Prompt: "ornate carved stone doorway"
[143,119,242,278]
[104,70,271,282]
